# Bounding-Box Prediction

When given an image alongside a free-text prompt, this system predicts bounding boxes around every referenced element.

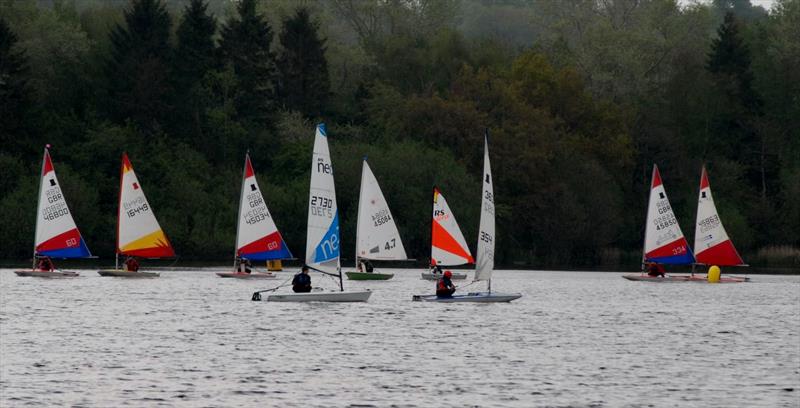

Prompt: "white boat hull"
[14,270,79,278]
[97,270,160,278]
[412,292,522,302]
[421,272,467,281]
[265,290,372,302]
[216,272,277,279]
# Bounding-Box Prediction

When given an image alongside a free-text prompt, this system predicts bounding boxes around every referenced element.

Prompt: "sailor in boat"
[124,256,140,272]
[235,257,252,274]
[36,256,55,272]
[292,265,312,293]
[358,259,374,273]
[646,262,665,278]
[430,262,443,276]
[436,270,456,298]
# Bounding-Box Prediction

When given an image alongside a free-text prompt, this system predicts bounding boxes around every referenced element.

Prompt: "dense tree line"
[0,0,797,268]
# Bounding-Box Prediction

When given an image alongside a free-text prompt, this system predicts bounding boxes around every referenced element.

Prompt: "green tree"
[277,7,330,118]
[218,0,278,126]
[172,0,217,140]
[0,18,32,157]
[105,0,173,132]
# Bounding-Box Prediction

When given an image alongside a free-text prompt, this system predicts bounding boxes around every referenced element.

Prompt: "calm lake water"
[1,269,798,407]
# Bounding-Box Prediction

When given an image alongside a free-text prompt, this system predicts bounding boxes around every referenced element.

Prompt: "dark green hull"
[345,271,394,280]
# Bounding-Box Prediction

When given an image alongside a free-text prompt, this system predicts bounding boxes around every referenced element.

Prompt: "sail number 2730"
[311,195,334,218]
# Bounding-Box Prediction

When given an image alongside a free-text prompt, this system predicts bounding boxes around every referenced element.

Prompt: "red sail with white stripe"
[693,166,744,266]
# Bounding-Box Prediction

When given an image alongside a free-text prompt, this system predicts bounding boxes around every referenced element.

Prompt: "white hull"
[412,292,522,303]
[216,272,277,279]
[98,269,159,278]
[14,270,79,278]
[265,290,372,302]
[421,272,467,281]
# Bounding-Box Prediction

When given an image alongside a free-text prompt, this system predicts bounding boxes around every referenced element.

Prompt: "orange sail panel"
[431,187,474,266]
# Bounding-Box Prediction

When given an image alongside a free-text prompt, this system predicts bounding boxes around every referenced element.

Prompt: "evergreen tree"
[172,0,216,139]
[105,0,173,132]
[707,12,762,114]
[218,0,277,125]
[0,18,32,157]
[277,8,330,118]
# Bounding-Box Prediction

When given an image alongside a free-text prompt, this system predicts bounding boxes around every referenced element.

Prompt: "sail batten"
[431,187,473,266]
[356,160,408,261]
[474,133,494,282]
[34,147,91,259]
[693,166,744,266]
[643,165,693,265]
[117,153,174,258]
[235,154,292,261]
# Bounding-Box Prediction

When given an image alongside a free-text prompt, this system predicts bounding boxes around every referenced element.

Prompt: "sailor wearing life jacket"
[436,270,456,298]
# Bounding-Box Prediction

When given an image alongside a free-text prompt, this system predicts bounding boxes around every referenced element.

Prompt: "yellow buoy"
[707,265,721,283]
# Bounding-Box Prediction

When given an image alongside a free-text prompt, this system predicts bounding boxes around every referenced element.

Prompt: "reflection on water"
[1,269,798,407]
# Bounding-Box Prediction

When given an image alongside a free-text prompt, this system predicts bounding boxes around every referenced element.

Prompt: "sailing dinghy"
[687,166,749,283]
[414,133,521,302]
[254,124,370,302]
[623,165,695,282]
[15,146,91,277]
[218,153,291,279]
[345,158,408,280]
[420,187,472,280]
[98,153,174,278]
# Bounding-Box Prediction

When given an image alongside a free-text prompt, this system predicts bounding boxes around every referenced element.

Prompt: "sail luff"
[355,159,366,269]
[32,147,47,268]
[234,152,249,266]
[474,132,495,282]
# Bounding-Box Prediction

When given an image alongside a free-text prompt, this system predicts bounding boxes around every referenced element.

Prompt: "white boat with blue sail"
[252,124,371,302]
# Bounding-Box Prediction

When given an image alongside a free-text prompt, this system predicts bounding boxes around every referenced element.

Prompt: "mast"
[430,185,436,270]
[641,164,656,272]
[33,147,47,269]
[234,151,249,271]
[116,152,124,270]
[355,158,366,271]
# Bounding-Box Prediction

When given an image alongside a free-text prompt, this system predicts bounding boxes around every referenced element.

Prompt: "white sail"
[34,147,91,258]
[356,159,407,261]
[474,135,495,282]
[236,153,292,260]
[693,166,744,266]
[305,124,340,274]
[643,165,692,265]
[431,187,474,266]
[117,153,174,258]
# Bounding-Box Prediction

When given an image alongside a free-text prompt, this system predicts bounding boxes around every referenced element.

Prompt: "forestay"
[693,166,744,266]
[306,124,340,274]
[474,134,494,282]
[431,187,474,266]
[236,154,292,260]
[643,165,693,265]
[117,153,175,258]
[356,159,407,261]
[34,147,91,258]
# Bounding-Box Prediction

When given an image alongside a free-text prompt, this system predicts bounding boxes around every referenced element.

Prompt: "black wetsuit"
[292,273,312,293]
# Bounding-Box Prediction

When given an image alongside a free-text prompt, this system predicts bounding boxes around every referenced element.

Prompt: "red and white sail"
[117,153,175,258]
[235,153,292,260]
[431,187,474,266]
[693,166,744,266]
[643,165,694,265]
[34,147,91,258]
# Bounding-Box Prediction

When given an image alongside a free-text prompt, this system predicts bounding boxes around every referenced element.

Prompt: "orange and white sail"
[117,153,174,258]
[431,187,474,266]
[693,166,744,266]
